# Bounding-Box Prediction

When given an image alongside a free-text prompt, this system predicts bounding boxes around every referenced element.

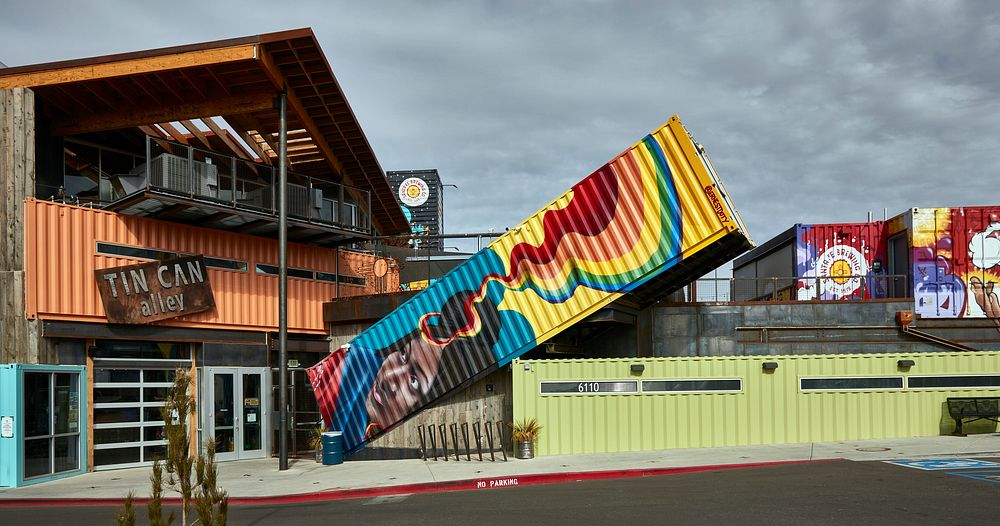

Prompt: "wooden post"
[85,339,95,471]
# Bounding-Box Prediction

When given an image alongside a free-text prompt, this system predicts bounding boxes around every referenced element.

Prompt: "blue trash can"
[322,431,344,465]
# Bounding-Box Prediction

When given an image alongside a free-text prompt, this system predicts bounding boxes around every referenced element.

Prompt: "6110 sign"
[539,380,638,395]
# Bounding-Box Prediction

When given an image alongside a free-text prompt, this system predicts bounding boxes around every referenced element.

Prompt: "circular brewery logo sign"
[398,177,430,207]
[373,258,389,278]
[816,244,868,297]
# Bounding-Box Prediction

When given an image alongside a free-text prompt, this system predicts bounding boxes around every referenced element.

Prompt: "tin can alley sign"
[95,255,216,324]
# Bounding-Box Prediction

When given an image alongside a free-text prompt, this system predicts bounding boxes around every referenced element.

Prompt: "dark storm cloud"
[3,1,999,261]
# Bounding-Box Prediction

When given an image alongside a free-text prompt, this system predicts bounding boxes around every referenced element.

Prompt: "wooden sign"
[95,255,216,324]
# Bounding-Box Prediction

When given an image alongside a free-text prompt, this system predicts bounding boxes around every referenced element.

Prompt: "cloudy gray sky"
[3,1,999,265]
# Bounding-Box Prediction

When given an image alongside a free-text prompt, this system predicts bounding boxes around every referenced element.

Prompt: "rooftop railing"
[688,274,912,303]
[106,135,372,234]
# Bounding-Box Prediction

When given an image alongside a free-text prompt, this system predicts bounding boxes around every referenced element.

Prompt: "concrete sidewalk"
[2,434,998,502]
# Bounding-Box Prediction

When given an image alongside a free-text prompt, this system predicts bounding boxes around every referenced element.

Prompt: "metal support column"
[278,91,290,471]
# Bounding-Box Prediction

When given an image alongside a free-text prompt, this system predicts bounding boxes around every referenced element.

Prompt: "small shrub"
[510,418,542,444]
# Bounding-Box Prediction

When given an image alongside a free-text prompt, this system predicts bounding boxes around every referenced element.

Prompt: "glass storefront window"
[54,374,79,434]
[94,447,140,467]
[94,387,140,404]
[143,387,171,402]
[143,370,177,383]
[23,438,51,479]
[95,407,142,424]
[54,436,79,474]
[21,371,82,479]
[94,369,140,383]
[95,427,140,445]
[24,373,51,437]
[63,143,100,203]
[93,358,184,470]
[93,341,190,360]
[61,140,144,205]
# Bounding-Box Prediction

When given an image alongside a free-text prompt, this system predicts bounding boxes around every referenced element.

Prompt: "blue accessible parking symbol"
[886,458,1000,471]
[946,470,1000,483]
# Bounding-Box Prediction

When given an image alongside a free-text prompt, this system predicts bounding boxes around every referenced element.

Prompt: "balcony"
[97,136,372,245]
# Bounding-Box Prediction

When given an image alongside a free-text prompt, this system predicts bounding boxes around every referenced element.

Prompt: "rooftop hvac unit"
[148,153,218,197]
[287,183,308,217]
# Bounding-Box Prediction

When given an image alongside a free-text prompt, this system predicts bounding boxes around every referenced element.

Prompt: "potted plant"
[511,418,542,459]
[308,426,325,463]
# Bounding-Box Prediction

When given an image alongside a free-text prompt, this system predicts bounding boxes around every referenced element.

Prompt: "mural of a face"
[308,118,741,453]
[364,336,444,429]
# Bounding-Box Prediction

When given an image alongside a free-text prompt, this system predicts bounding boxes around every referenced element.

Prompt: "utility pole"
[277,91,289,471]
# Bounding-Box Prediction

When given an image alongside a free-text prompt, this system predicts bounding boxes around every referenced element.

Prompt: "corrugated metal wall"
[24,199,395,334]
[514,352,1000,455]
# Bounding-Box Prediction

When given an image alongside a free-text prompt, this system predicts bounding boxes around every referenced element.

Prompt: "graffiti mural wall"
[911,207,1000,326]
[795,223,887,301]
[307,116,752,452]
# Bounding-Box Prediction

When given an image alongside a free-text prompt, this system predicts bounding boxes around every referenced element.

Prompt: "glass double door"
[204,368,269,461]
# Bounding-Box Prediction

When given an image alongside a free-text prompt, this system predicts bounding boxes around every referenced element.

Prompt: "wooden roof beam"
[157,121,189,144]
[0,44,258,89]
[220,113,275,165]
[138,125,169,140]
[256,48,346,179]
[202,116,253,160]
[52,91,275,135]
[179,120,212,149]
[237,130,271,163]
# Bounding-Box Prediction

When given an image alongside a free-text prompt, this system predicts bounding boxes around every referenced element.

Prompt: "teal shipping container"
[0,364,88,488]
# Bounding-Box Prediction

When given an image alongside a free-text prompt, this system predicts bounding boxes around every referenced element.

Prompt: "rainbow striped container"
[308,115,753,452]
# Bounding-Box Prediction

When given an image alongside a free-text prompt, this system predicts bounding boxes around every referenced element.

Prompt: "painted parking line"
[884,459,1000,471]
[945,470,1000,484]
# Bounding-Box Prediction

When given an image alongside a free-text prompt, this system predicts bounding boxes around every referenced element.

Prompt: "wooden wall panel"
[368,368,514,453]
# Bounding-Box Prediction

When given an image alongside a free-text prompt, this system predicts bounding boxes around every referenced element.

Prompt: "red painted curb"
[0,458,840,508]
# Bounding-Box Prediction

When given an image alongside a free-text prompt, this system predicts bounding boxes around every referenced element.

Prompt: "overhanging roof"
[0,28,409,235]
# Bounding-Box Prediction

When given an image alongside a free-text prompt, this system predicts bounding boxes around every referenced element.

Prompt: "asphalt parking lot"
[6,458,1000,525]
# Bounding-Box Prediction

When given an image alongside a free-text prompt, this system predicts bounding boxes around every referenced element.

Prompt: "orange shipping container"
[24,199,396,334]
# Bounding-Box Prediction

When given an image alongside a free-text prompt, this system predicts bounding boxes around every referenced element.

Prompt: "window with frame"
[907,375,1000,389]
[23,371,82,479]
[799,377,904,391]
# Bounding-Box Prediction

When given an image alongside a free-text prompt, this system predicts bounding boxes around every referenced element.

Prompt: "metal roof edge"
[732,225,796,269]
[0,28,314,78]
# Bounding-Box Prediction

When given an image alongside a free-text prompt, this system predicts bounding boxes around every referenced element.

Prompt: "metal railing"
[106,136,372,234]
[689,274,912,303]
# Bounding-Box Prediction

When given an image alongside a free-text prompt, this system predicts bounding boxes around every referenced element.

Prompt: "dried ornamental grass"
[510,418,542,443]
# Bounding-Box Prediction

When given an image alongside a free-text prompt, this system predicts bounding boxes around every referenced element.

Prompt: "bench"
[947,397,1000,436]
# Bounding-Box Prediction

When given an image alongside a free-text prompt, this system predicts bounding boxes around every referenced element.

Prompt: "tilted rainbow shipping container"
[308,115,754,451]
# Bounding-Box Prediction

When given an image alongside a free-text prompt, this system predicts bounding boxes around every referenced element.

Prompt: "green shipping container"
[513,352,1000,456]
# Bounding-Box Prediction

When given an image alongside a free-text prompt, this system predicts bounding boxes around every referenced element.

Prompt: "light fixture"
[630,364,645,374]
[762,362,779,371]
[897,359,915,369]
